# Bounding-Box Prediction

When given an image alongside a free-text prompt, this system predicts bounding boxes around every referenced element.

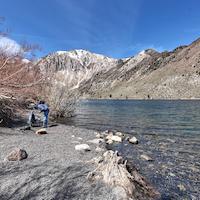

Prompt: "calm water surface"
[66,100,200,136]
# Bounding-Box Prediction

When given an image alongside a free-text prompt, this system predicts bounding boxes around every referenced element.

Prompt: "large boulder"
[36,128,48,135]
[4,148,28,161]
[75,144,91,151]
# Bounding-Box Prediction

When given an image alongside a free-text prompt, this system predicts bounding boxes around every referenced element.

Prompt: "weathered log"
[87,150,160,200]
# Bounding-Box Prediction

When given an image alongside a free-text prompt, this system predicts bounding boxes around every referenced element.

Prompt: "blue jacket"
[35,103,49,112]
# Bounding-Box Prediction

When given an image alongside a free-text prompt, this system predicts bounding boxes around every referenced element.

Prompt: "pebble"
[36,128,48,135]
[88,138,104,145]
[177,184,186,191]
[140,154,153,161]
[106,135,122,142]
[75,144,91,151]
[95,147,104,152]
[128,136,138,144]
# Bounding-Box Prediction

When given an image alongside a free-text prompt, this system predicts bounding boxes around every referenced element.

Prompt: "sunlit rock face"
[39,38,200,99]
[39,49,118,89]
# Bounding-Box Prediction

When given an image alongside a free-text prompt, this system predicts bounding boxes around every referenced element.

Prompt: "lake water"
[66,100,200,136]
[64,100,200,199]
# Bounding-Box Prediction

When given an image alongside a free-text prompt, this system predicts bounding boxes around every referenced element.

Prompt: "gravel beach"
[1,124,198,200]
[0,125,119,200]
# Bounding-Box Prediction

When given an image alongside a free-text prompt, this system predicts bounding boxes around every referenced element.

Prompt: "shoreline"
[0,123,199,199]
[0,124,160,200]
[81,98,200,101]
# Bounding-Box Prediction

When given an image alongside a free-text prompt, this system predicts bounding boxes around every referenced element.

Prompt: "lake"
[64,100,200,199]
[66,99,200,136]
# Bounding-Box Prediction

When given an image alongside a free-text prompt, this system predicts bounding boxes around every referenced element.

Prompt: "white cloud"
[128,44,164,53]
[0,36,22,55]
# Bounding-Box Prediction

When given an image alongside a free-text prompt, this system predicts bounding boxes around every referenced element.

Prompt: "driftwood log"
[87,150,160,200]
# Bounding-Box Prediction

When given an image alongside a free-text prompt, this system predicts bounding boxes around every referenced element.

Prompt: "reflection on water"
[65,100,200,136]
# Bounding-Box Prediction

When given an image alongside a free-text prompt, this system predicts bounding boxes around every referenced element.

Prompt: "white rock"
[129,136,138,144]
[75,144,91,151]
[115,132,123,137]
[106,134,122,142]
[177,184,186,191]
[140,154,153,161]
[111,135,122,142]
[106,133,113,140]
[95,147,104,152]
[96,133,103,138]
[106,139,113,144]
[88,138,104,144]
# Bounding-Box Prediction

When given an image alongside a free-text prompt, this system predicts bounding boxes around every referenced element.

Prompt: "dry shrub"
[42,71,80,118]
[0,97,13,126]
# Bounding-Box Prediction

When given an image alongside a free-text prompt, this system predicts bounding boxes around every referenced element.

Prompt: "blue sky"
[0,0,200,58]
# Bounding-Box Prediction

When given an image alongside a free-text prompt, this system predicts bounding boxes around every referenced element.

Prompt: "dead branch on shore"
[87,150,160,200]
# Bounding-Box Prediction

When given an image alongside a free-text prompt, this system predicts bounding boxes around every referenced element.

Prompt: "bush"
[42,72,80,119]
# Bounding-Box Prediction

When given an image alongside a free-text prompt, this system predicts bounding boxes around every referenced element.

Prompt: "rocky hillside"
[40,38,200,99]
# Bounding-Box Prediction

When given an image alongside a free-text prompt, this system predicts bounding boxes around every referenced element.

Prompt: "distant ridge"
[39,37,200,99]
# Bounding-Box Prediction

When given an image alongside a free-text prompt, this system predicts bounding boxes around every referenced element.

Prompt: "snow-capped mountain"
[39,38,200,99]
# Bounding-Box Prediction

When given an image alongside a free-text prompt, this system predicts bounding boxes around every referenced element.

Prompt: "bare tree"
[0,17,44,125]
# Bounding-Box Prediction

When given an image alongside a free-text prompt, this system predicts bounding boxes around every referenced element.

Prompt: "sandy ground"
[0,125,118,200]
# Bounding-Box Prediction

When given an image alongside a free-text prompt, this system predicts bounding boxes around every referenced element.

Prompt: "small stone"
[106,134,122,142]
[111,135,122,142]
[5,148,28,161]
[125,136,130,141]
[106,133,113,140]
[36,128,47,135]
[96,133,103,138]
[95,147,104,152]
[148,164,154,168]
[77,137,83,140]
[140,154,153,161]
[169,172,176,177]
[128,136,138,144]
[177,184,186,191]
[88,138,104,145]
[166,139,176,143]
[189,166,200,173]
[71,141,80,144]
[106,139,113,144]
[75,144,91,151]
[115,132,123,137]
[71,135,75,138]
